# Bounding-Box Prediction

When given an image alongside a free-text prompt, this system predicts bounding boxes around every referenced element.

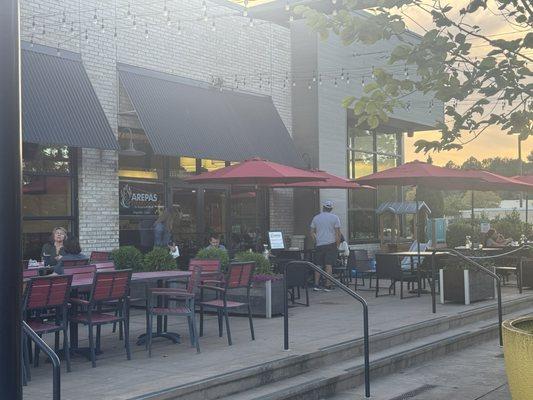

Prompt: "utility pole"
[0,1,23,399]
[519,135,523,208]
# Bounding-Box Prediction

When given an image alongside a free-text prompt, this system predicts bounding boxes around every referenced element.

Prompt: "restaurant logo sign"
[119,182,163,216]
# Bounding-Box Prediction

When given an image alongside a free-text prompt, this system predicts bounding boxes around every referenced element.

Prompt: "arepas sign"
[119,181,163,216]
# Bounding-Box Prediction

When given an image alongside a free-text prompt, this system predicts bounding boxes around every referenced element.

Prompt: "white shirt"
[310,211,341,246]
[169,246,180,259]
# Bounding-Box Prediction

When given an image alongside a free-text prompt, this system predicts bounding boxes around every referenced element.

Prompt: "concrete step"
[132,296,533,400]
[219,308,531,400]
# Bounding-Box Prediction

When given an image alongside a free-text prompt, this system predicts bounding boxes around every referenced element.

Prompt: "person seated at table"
[205,234,226,251]
[41,227,67,268]
[54,237,89,274]
[484,229,513,248]
[168,241,180,259]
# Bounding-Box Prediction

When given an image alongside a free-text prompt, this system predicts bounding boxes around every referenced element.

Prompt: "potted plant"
[194,247,230,271]
[230,251,284,318]
[143,247,176,271]
[439,250,495,304]
[111,246,144,272]
[503,316,533,400]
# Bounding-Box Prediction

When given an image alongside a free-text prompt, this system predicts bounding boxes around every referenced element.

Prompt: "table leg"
[136,279,181,346]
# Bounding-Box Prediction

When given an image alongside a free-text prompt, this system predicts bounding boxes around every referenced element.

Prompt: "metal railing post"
[22,322,61,400]
[283,262,289,351]
[285,261,370,398]
[431,251,436,314]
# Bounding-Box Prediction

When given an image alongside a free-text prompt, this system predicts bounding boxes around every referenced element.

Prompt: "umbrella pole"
[471,191,475,224]
[415,196,421,298]
[526,193,529,225]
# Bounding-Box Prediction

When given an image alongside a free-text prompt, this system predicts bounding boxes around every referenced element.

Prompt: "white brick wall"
[20,0,292,252]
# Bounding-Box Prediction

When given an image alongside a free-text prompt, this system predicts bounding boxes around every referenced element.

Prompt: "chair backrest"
[225,262,255,289]
[94,261,116,271]
[25,275,73,311]
[23,269,40,279]
[63,264,97,280]
[90,251,111,263]
[90,270,132,302]
[375,254,402,279]
[188,258,221,274]
[187,266,202,294]
[349,250,370,270]
[285,261,310,287]
[62,258,89,267]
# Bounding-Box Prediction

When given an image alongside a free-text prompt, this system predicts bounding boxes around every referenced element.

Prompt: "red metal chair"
[199,262,255,346]
[189,258,222,276]
[69,270,132,367]
[89,251,111,263]
[63,264,97,280]
[62,258,89,267]
[146,267,202,356]
[22,274,73,372]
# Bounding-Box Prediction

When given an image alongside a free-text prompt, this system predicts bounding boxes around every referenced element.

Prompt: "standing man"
[310,200,341,291]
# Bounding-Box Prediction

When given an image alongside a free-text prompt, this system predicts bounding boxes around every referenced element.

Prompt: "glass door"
[204,189,227,241]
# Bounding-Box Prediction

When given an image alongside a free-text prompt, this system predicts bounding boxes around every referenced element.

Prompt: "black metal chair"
[285,261,311,306]
[375,253,421,299]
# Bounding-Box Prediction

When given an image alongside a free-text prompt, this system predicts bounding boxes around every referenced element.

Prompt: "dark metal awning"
[118,64,303,167]
[376,201,431,215]
[22,42,118,150]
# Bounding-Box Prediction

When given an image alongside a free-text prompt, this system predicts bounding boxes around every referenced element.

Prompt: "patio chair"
[285,261,311,306]
[145,266,202,356]
[375,253,421,299]
[22,274,73,373]
[199,261,255,346]
[89,251,111,263]
[189,258,223,280]
[69,270,132,367]
[350,250,375,291]
[62,258,90,267]
[332,252,350,285]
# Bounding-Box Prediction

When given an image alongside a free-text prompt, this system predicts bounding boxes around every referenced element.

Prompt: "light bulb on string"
[177,20,182,35]
[289,15,294,22]
[371,65,375,79]
[211,20,216,31]
[340,68,344,80]
[30,35,34,47]
[332,0,337,4]
[32,16,36,31]
[56,43,61,56]
[319,74,323,85]
[202,0,207,12]
[404,65,409,77]
[42,23,46,36]
[114,27,118,40]
[85,29,89,43]
[243,77,246,87]
[203,10,209,22]
[163,1,169,17]
[127,3,132,19]
[93,8,98,24]
[144,24,149,39]
[292,79,296,87]
[334,77,338,87]
[70,21,75,34]
[61,11,67,28]
[406,101,411,111]
[101,18,105,34]
[167,14,172,26]
[308,81,312,90]
[312,71,317,82]
[243,7,248,17]
[346,73,350,85]
[285,1,290,11]
[332,9,337,16]
[132,15,137,30]
[249,17,254,27]
[361,76,365,87]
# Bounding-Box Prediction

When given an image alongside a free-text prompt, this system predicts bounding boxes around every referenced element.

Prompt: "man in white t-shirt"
[310,200,341,291]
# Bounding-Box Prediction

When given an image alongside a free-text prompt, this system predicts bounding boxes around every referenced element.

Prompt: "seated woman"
[484,228,513,248]
[41,227,67,268]
[54,237,89,274]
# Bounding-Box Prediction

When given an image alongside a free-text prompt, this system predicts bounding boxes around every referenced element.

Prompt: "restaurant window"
[346,118,402,242]
[22,144,77,259]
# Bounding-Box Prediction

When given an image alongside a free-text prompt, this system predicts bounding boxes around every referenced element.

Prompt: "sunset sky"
[397,1,532,165]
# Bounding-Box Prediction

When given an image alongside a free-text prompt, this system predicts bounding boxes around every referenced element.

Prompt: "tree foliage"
[295,0,532,152]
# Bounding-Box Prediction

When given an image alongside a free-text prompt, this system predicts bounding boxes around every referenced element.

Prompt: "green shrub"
[491,211,531,241]
[111,246,144,272]
[234,251,272,275]
[195,247,230,271]
[446,219,481,248]
[143,247,177,271]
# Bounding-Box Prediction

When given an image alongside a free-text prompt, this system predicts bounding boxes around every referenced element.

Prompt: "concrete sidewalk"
[23,285,529,399]
[334,340,510,400]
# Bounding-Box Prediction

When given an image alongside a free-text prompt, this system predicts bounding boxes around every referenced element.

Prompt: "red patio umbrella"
[185,158,325,185]
[270,169,375,190]
[512,175,533,223]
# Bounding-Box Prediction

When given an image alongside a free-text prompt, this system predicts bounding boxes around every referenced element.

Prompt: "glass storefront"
[346,119,403,243]
[22,144,77,259]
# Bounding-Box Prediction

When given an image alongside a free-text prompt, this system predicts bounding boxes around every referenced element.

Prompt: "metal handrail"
[463,244,532,260]
[283,261,370,398]
[430,249,503,346]
[22,321,61,400]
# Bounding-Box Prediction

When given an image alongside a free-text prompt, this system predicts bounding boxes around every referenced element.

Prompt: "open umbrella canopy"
[354,160,478,189]
[270,169,375,190]
[355,160,533,192]
[512,175,533,189]
[184,157,326,185]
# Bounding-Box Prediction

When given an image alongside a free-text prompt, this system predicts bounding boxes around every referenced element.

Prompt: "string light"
[101,18,105,34]
[346,72,350,84]
[243,0,249,16]
[177,20,182,35]
[334,77,338,87]
[61,11,67,28]
[127,3,132,19]
[56,43,61,56]
[163,1,169,17]
[312,71,317,82]
[32,16,36,31]
[249,17,254,27]
[30,34,34,47]
[332,9,337,16]
[202,0,207,12]
[289,15,294,22]
[211,20,216,31]
[145,23,149,39]
[319,74,323,85]
[85,29,89,43]
[361,76,365,87]
[340,68,344,80]
[285,1,290,11]
[406,101,411,111]
[42,23,46,36]
[308,81,312,90]
[167,14,172,26]
[114,27,118,39]
[371,65,375,79]
[292,79,296,87]
[203,10,208,22]
[332,0,337,4]
[132,15,137,30]
[243,77,246,87]
[404,64,409,77]
[93,8,98,24]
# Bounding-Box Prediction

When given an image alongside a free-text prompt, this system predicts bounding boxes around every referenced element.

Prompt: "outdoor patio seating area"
[22,274,533,400]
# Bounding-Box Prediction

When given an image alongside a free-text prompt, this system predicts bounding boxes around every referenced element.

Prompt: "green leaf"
[342,96,356,108]
[368,115,379,129]
[524,32,533,49]
[478,57,496,70]
[353,100,366,115]
[455,33,466,44]
[390,20,405,34]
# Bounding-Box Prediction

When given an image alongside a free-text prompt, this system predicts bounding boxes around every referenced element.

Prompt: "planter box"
[225,279,285,318]
[440,268,495,304]
[520,259,533,289]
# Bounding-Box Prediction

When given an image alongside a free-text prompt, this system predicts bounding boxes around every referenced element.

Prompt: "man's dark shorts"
[315,243,338,267]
